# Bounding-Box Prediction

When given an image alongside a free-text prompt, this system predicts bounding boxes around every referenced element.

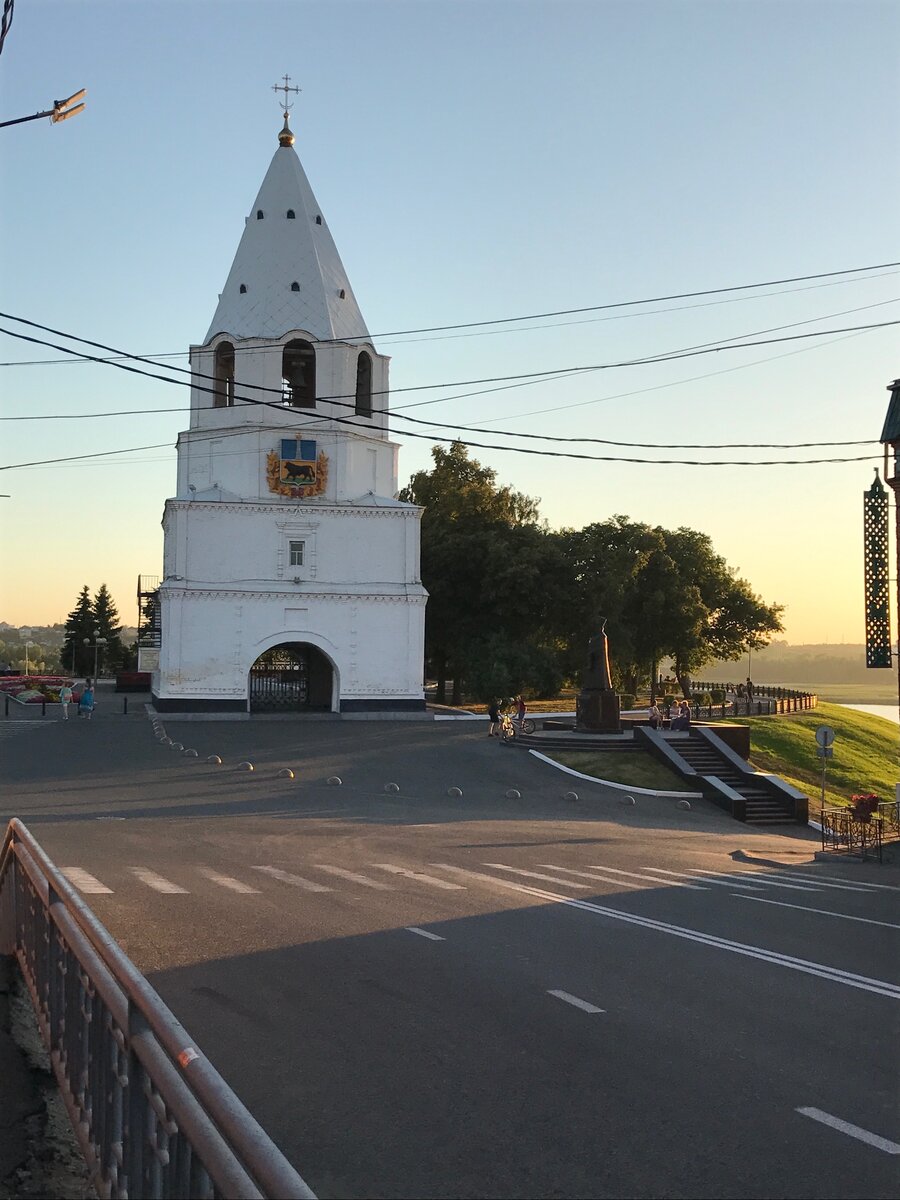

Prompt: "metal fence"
[819,803,900,864]
[0,819,316,1200]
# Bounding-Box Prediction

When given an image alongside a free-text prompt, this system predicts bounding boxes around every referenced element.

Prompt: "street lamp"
[83,630,108,682]
[24,640,35,676]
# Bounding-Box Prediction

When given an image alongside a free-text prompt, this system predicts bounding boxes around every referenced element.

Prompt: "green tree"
[64,585,96,676]
[400,443,566,703]
[92,583,125,674]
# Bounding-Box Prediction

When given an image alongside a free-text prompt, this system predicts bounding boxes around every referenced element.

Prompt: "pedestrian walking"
[58,682,73,720]
[487,698,501,737]
[78,684,95,721]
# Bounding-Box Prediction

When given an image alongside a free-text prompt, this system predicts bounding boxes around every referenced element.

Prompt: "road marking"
[689,869,818,892]
[428,865,900,999]
[584,864,709,891]
[129,867,188,894]
[535,865,647,890]
[370,864,466,890]
[61,868,112,894]
[405,927,445,941]
[251,866,332,892]
[483,864,591,888]
[548,989,605,1014]
[641,867,764,892]
[796,1107,900,1154]
[735,895,900,930]
[742,870,877,893]
[197,868,260,894]
[314,865,393,890]
[776,870,899,891]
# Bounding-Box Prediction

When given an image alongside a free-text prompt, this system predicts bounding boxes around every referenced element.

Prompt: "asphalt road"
[1,699,898,1198]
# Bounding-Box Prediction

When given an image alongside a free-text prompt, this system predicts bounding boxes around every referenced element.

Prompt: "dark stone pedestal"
[576,689,621,733]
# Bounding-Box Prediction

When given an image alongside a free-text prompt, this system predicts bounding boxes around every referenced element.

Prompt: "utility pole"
[0,88,86,130]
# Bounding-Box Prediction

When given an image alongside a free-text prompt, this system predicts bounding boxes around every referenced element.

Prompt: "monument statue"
[576,617,621,733]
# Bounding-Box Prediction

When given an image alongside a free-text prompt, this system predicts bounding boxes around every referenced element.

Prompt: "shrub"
[619,693,635,711]
[662,694,676,708]
[710,689,725,704]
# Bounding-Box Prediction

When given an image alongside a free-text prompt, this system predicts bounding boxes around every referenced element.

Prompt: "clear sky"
[1,0,897,644]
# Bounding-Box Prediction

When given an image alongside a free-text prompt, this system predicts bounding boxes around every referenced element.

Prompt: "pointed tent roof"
[880,378,900,444]
[204,119,370,345]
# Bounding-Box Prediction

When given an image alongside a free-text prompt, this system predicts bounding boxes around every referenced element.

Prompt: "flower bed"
[0,675,75,703]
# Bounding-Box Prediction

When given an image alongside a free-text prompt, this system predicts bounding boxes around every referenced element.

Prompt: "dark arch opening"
[256,210,264,219]
[355,350,373,417]
[214,341,235,408]
[282,339,316,408]
[287,209,296,219]
[291,281,300,292]
[239,283,247,294]
[248,643,333,712]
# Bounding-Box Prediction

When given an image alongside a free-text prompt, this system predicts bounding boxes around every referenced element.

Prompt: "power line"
[4,266,899,367]
[1,304,898,410]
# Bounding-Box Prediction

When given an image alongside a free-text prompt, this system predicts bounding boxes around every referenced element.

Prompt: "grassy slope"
[726,701,899,808]
[547,751,694,792]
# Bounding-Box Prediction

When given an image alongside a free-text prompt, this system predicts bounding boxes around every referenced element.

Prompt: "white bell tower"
[151,86,427,716]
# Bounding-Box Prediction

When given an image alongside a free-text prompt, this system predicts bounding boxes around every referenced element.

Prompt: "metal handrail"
[0,818,316,1200]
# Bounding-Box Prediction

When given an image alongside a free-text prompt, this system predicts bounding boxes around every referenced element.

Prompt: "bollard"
[42,699,46,717]
[4,694,8,717]
[123,696,128,715]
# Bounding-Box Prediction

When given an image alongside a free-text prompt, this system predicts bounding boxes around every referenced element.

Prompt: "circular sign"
[815,725,835,748]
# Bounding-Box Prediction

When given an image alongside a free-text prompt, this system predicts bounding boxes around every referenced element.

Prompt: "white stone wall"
[154,500,426,709]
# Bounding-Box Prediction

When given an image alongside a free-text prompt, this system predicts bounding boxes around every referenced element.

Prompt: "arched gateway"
[249,643,334,712]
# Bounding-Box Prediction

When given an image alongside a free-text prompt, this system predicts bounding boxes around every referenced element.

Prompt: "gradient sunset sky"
[1,0,897,643]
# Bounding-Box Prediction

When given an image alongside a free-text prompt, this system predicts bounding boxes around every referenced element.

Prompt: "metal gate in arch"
[249,645,310,711]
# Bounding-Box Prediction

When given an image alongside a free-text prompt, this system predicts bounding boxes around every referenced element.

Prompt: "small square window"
[289,540,305,567]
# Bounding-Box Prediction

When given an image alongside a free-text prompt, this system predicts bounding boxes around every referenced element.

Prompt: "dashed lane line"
[61,868,113,894]
[251,866,332,892]
[548,989,605,1014]
[405,927,445,941]
[428,864,900,1000]
[796,1107,900,1154]
[735,895,900,930]
[314,865,394,890]
[370,864,466,890]
[197,868,261,895]
[128,867,189,894]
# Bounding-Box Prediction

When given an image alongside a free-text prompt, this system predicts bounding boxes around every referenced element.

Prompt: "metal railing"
[0,819,316,1200]
[819,803,900,864]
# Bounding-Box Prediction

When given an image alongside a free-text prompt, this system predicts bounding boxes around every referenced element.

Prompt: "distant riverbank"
[840,703,899,726]
[809,682,898,705]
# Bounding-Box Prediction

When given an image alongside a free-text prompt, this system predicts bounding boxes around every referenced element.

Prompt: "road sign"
[815,725,835,748]
[815,746,834,758]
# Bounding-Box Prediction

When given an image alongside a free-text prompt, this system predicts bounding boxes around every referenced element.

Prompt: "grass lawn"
[546,751,695,792]
[724,701,899,809]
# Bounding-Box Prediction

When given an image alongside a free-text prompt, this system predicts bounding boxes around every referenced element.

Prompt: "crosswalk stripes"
[128,867,188,894]
[52,857,893,911]
[251,866,332,892]
[580,865,709,891]
[61,867,112,894]
[196,867,260,894]
[369,863,467,890]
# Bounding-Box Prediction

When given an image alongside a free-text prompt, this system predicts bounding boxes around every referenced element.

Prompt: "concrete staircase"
[665,730,800,825]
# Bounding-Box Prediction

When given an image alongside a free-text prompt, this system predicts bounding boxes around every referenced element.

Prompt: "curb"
[527,749,704,800]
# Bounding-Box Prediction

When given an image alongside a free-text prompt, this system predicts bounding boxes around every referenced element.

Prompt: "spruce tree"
[64,585,96,676]
[92,584,125,674]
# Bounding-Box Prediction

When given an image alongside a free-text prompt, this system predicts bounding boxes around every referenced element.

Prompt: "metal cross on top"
[272,74,301,118]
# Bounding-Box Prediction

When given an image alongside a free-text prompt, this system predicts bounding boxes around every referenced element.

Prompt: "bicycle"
[503,702,536,737]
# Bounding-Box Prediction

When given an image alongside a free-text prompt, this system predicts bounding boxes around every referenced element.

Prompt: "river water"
[840,703,899,725]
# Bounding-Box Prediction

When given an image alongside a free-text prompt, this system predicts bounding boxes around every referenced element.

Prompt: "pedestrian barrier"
[819,803,900,864]
[0,819,316,1200]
